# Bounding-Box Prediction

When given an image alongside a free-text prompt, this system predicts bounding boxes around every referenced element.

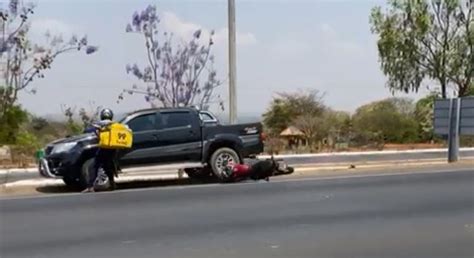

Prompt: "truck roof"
[133,107,198,113]
[121,107,204,118]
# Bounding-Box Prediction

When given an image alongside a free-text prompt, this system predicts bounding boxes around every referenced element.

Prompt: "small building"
[280,126,306,148]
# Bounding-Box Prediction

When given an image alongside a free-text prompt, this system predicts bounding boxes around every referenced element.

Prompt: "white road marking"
[464,224,474,233]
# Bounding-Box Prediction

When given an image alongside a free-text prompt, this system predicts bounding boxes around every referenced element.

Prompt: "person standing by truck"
[82,108,117,193]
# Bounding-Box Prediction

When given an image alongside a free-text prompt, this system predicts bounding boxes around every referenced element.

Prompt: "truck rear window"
[160,112,192,129]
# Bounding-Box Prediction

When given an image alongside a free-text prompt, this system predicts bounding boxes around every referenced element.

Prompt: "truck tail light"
[260,132,267,142]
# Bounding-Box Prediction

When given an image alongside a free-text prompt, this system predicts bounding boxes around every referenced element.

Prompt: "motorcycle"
[223,155,294,182]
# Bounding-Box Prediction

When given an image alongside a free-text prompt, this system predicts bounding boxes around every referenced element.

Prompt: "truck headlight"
[51,142,77,154]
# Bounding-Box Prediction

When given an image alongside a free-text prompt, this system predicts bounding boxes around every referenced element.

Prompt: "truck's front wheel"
[62,176,85,190]
[61,160,91,190]
[81,158,112,191]
[210,147,241,182]
[80,158,95,189]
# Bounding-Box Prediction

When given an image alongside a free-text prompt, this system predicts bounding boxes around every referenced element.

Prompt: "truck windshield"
[199,112,217,122]
[116,113,128,123]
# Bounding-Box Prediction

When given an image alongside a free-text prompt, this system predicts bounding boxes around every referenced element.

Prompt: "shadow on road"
[35,178,218,194]
[35,185,78,194]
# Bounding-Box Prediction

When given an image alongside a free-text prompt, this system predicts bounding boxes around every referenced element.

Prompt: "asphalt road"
[1,169,473,258]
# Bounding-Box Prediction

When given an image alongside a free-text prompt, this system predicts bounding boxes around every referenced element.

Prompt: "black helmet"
[100,108,114,120]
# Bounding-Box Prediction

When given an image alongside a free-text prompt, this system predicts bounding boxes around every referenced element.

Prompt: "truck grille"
[47,158,62,172]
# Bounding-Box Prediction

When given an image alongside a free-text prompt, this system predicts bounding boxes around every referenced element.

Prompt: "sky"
[5,0,431,119]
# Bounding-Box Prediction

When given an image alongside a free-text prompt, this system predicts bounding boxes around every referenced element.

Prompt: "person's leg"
[107,169,116,190]
[82,163,97,192]
[104,149,116,190]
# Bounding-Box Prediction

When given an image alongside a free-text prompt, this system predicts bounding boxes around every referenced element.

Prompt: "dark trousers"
[87,149,117,188]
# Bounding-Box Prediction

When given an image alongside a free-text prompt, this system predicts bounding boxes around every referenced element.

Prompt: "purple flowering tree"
[0,0,98,117]
[121,5,223,111]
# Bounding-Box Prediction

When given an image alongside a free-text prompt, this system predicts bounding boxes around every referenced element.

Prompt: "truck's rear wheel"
[210,147,240,182]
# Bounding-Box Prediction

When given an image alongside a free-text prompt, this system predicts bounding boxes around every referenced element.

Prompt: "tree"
[30,116,48,131]
[293,113,328,151]
[77,102,102,127]
[60,106,82,135]
[0,0,97,122]
[415,91,441,141]
[264,137,286,155]
[467,82,474,95]
[390,97,416,116]
[120,5,222,111]
[26,115,63,145]
[370,0,473,98]
[324,110,352,147]
[15,130,40,156]
[0,104,27,144]
[352,98,419,145]
[292,109,351,152]
[60,102,102,135]
[262,89,325,135]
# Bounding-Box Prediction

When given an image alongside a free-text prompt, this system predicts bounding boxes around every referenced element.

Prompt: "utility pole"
[228,0,237,124]
[447,98,461,162]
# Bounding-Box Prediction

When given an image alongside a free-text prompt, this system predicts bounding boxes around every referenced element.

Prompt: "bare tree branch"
[123,5,222,110]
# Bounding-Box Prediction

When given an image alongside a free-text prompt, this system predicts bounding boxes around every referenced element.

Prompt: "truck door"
[154,110,202,163]
[119,112,161,167]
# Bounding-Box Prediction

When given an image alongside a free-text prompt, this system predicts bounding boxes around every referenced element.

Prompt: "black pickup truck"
[39,107,264,188]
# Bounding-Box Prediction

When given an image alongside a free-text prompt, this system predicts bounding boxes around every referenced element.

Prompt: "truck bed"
[203,122,264,157]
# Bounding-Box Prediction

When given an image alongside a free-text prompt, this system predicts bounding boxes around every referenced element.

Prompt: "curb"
[0,168,37,175]
[2,173,187,188]
[258,147,474,159]
[294,160,450,172]
[290,157,474,169]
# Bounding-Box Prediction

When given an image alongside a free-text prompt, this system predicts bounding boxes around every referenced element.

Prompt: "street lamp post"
[228,0,237,124]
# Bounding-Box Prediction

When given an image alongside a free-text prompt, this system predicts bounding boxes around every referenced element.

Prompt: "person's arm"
[96,120,113,127]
